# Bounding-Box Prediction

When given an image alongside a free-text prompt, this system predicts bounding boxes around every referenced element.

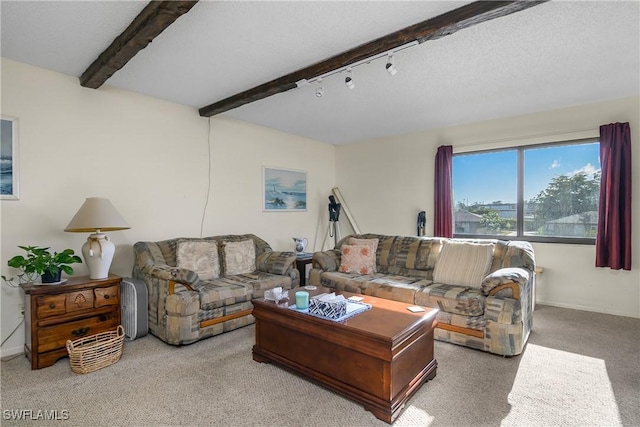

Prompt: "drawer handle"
[49,303,56,309]
[104,294,110,300]
[71,327,90,337]
[99,315,107,322]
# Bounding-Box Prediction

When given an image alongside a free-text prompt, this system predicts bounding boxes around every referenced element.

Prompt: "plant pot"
[41,270,62,283]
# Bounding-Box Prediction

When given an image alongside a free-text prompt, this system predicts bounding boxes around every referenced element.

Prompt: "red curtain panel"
[434,145,453,238]
[596,122,632,270]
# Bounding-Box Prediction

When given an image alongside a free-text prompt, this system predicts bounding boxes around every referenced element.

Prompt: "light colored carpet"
[501,344,621,426]
[1,305,639,426]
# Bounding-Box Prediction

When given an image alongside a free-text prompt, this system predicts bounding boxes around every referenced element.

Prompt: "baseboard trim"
[536,300,639,319]
[0,346,24,360]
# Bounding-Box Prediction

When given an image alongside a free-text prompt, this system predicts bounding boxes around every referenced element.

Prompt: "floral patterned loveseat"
[133,234,298,345]
[309,234,535,356]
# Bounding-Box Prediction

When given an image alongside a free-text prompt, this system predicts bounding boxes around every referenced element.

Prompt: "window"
[453,140,600,244]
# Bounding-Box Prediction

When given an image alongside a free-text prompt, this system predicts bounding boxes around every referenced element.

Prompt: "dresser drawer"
[66,290,95,313]
[95,285,119,307]
[37,312,120,353]
[36,294,67,318]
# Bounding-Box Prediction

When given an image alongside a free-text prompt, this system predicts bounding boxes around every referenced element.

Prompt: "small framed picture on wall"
[1,116,19,200]
[263,166,307,212]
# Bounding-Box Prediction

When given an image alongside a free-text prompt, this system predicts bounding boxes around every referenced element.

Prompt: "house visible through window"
[453,140,600,244]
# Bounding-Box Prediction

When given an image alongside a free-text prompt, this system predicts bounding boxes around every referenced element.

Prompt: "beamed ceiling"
[1,1,639,144]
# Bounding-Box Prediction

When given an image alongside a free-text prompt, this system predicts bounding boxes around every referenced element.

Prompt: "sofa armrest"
[140,264,200,287]
[312,249,341,272]
[256,251,299,288]
[134,264,202,342]
[481,267,530,300]
[256,251,297,275]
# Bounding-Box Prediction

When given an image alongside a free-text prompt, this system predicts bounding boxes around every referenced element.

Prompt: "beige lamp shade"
[65,197,130,279]
[65,197,130,232]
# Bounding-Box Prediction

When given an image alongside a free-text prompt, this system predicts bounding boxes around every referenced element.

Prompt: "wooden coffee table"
[252,288,438,423]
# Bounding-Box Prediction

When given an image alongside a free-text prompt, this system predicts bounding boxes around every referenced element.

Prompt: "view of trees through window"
[453,141,600,242]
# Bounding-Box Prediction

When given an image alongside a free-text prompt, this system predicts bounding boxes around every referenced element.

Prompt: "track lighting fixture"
[385,54,398,76]
[315,78,324,98]
[345,68,355,89]
[303,42,416,98]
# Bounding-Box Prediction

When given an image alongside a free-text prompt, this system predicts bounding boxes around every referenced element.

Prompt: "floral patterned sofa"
[309,234,535,356]
[133,234,298,345]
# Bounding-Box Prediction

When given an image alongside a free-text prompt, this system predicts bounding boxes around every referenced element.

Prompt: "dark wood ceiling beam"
[80,1,198,89]
[199,0,547,117]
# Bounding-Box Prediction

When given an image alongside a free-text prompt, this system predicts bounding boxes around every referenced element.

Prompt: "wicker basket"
[66,325,125,374]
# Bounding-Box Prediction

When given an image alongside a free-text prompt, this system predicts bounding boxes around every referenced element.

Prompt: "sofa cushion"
[368,276,431,304]
[176,239,220,281]
[390,237,444,271]
[222,239,256,275]
[340,244,376,274]
[433,241,494,287]
[318,271,371,294]
[318,271,430,304]
[376,236,400,267]
[197,280,252,310]
[415,283,485,316]
[219,271,293,299]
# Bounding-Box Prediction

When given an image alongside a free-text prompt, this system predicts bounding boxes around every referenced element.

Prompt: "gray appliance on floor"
[120,277,148,340]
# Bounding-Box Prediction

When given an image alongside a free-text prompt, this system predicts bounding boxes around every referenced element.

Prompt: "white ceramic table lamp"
[65,197,130,279]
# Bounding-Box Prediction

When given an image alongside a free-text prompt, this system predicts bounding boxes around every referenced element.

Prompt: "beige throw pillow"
[176,240,220,281]
[339,244,376,275]
[433,241,494,288]
[348,237,379,255]
[223,240,256,275]
[345,237,379,274]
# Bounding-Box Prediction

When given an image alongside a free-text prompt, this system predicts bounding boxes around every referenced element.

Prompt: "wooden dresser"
[21,275,121,370]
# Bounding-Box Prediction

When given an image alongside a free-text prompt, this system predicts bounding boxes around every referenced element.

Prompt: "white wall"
[0,59,335,356]
[336,97,640,319]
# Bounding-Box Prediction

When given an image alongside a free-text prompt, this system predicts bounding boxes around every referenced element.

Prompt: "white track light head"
[385,54,398,76]
[345,68,355,89]
[315,78,324,98]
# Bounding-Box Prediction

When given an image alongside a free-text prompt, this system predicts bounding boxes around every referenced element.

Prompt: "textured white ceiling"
[1,1,639,145]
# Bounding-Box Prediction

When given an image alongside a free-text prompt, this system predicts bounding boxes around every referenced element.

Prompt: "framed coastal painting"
[263,166,307,212]
[1,117,19,200]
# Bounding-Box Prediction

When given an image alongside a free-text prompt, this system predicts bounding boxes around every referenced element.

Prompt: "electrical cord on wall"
[1,318,24,362]
[200,117,213,238]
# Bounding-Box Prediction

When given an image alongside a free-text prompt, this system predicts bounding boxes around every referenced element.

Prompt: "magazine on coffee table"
[289,300,371,322]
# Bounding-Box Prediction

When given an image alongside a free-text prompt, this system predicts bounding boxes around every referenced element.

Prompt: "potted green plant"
[2,245,82,285]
